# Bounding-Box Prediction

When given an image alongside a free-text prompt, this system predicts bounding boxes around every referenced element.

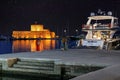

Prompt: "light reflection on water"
[0,39,77,54]
[0,40,58,54]
[12,40,56,53]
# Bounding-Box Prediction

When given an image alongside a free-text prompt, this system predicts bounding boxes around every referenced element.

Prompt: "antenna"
[97,9,105,15]
[98,9,102,14]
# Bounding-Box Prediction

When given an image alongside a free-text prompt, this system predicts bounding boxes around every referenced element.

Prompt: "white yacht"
[81,10,120,49]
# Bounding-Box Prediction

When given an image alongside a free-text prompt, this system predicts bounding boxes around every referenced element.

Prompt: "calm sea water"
[0,39,78,54]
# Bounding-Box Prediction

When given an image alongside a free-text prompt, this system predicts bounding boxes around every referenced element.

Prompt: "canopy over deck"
[88,16,118,20]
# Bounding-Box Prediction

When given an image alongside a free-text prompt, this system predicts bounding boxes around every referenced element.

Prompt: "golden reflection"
[51,40,55,49]
[12,40,56,53]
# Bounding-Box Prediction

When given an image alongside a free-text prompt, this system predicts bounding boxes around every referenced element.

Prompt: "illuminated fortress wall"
[31,25,43,31]
[12,24,56,39]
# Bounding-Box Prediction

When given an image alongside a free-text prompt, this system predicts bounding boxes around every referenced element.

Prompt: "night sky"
[0,0,120,36]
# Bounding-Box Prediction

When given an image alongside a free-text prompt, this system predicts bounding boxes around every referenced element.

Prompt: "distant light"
[90,12,95,16]
[75,29,78,32]
[64,29,66,33]
[107,11,112,16]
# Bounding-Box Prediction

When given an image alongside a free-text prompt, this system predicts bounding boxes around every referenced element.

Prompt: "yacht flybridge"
[81,10,120,49]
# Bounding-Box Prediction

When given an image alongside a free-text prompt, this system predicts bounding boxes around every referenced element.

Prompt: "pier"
[0,49,120,79]
[106,38,120,50]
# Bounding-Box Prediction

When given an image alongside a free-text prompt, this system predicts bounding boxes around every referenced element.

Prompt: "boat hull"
[82,39,104,49]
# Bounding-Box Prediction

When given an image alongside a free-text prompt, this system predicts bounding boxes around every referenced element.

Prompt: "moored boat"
[81,9,120,49]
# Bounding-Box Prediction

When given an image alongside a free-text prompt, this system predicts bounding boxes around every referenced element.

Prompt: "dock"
[0,49,120,79]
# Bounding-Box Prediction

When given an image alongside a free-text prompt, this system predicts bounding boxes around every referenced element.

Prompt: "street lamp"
[75,29,78,36]
[64,29,67,36]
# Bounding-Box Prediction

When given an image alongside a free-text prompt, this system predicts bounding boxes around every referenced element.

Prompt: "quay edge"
[0,57,105,79]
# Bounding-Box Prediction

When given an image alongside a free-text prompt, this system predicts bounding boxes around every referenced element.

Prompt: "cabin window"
[91,20,111,25]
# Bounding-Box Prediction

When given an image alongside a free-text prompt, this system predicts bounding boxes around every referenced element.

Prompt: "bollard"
[61,37,68,51]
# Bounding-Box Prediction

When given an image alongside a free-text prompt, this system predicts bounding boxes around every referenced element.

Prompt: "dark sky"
[0,0,120,36]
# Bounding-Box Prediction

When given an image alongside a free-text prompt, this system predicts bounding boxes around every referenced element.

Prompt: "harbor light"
[107,11,112,16]
[90,12,95,16]
[64,29,66,33]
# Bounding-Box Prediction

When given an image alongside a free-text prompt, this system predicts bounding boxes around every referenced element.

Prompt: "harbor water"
[0,39,78,54]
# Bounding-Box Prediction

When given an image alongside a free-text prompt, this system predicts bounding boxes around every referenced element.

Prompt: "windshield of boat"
[90,19,111,25]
